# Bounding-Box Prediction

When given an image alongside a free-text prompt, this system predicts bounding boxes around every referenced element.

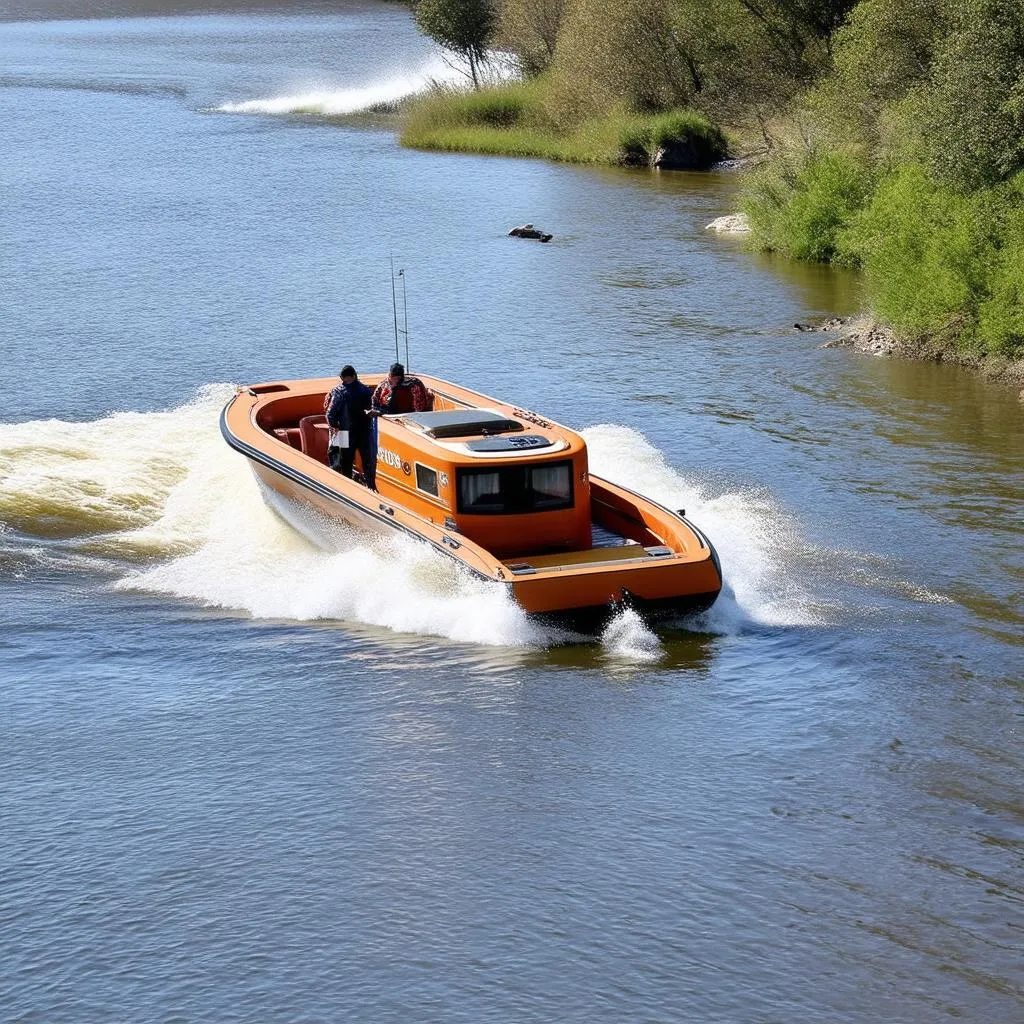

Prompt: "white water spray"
[216,54,471,117]
[600,607,665,663]
[582,424,822,632]
[0,391,854,652]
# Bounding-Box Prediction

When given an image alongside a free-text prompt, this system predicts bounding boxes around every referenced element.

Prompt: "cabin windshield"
[457,461,573,515]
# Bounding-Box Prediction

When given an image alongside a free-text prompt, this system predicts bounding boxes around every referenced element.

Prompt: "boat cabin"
[253,380,592,557]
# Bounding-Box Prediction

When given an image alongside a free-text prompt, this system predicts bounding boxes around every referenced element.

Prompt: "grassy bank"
[400,81,727,167]
[743,155,1024,360]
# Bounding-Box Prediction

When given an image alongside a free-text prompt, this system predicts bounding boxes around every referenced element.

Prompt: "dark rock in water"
[653,138,717,171]
[508,223,553,242]
[794,322,814,332]
[651,139,724,173]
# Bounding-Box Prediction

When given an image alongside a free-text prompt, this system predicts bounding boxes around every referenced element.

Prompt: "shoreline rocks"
[819,316,897,355]
[817,315,1024,393]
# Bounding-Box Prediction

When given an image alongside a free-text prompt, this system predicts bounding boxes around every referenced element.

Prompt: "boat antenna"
[389,254,400,364]
[398,268,410,371]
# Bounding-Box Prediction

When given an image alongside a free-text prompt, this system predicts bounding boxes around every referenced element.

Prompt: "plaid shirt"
[371,376,430,414]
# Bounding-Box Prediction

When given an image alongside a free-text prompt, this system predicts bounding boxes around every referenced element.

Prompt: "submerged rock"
[705,213,750,234]
[652,138,706,170]
[508,223,553,242]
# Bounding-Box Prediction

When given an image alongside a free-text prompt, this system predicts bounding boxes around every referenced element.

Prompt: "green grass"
[401,81,726,167]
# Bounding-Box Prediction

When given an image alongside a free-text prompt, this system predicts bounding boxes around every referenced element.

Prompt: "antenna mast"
[389,255,400,364]
[398,268,410,371]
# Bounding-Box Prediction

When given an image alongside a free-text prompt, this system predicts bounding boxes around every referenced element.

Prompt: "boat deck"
[504,542,674,574]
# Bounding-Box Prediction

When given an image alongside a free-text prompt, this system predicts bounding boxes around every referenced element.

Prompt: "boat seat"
[273,427,302,450]
[299,415,330,464]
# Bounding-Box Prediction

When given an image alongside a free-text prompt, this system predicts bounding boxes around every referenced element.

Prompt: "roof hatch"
[465,434,554,453]
[402,410,524,439]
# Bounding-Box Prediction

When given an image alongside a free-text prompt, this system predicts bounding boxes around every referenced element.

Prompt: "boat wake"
[0,387,866,652]
[580,424,825,634]
[215,54,466,117]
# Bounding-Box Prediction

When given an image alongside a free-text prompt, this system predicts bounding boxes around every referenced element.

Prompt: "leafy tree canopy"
[415,0,496,87]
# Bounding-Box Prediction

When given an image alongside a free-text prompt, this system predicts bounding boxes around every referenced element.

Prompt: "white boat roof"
[400,409,524,439]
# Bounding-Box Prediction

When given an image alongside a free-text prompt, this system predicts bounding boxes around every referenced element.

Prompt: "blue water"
[1,4,1022,1022]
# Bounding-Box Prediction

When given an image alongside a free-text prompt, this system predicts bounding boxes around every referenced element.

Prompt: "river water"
[1,3,1021,1021]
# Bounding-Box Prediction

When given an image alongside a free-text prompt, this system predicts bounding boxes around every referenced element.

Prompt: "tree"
[919,0,1024,190]
[499,0,567,76]
[804,0,945,154]
[546,0,699,124]
[733,0,858,75]
[415,0,496,87]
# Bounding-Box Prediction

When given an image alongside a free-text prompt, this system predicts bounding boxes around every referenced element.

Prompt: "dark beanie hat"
[389,362,405,377]
[340,365,355,377]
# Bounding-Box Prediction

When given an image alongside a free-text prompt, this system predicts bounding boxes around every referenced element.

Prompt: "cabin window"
[415,463,439,497]
[456,461,573,515]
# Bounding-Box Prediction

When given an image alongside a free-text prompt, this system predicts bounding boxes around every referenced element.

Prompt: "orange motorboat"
[221,375,722,625]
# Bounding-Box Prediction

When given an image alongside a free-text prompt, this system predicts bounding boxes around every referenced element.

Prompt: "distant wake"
[216,54,468,117]
[0,386,892,652]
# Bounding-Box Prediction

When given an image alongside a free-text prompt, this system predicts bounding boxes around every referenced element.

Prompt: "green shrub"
[743,151,875,265]
[842,163,998,346]
[617,109,727,165]
[976,175,1024,355]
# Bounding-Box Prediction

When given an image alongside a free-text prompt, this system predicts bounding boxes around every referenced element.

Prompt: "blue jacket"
[325,379,373,437]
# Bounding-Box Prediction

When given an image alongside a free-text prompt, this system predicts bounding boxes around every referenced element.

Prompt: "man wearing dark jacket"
[324,365,375,488]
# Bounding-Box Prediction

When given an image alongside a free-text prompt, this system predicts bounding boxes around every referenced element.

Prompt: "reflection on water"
[750,249,865,319]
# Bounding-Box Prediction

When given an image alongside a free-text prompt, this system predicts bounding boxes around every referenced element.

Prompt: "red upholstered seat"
[299,415,330,464]
[274,428,302,450]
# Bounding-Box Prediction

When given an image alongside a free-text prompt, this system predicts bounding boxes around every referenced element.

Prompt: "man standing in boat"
[325,365,376,489]
[371,362,431,415]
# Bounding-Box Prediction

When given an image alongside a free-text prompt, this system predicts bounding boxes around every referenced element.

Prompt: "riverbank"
[400,82,727,169]
[703,215,1024,393]
[402,1,1024,385]
[821,317,1024,395]
[403,86,1024,394]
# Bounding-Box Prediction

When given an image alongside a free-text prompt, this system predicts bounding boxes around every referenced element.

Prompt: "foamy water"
[581,424,822,632]
[216,54,476,117]
[1,389,848,651]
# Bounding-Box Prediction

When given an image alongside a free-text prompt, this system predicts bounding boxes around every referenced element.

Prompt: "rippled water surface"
[2,4,1022,1022]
